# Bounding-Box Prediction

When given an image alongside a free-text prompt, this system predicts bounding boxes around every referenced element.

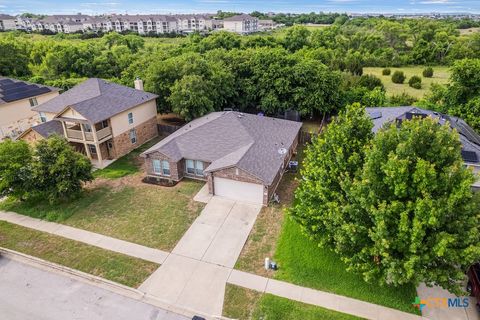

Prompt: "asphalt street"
[0,257,189,320]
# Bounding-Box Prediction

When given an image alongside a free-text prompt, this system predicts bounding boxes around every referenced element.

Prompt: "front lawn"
[235,144,418,314]
[94,135,164,179]
[0,180,204,251]
[0,221,158,287]
[223,284,362,320]
[274,217,419,314]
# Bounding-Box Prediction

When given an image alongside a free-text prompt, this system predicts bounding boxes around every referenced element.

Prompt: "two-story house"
[20,78,159,168]
[0,77,60,140]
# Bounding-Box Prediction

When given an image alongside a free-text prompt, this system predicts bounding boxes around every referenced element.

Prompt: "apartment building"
[0,78,60,140]
[223,14,258,34]
[0,14,16,31]
[20,78,158,168]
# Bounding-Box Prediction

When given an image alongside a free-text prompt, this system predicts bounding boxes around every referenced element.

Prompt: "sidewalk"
[0,211,169,264]
[227,269,424,320]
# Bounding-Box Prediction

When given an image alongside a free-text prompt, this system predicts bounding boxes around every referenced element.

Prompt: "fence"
[158,124,183,135]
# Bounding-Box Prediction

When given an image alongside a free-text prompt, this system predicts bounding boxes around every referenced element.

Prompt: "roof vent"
[278,148,287,155]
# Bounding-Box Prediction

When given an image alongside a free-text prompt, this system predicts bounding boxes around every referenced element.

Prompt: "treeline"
[1,18,480,121]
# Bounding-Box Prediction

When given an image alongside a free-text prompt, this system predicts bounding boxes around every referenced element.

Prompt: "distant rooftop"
[366,106,480,164]
[0,77,59,105]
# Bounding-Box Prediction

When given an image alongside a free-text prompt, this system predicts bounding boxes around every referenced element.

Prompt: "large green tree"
[290,103,374,247]
[0,140,32,199]
[348,117,480,293]
[30,136,93,203]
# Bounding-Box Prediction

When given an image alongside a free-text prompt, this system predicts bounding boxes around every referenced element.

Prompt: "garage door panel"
[213,177,264,204]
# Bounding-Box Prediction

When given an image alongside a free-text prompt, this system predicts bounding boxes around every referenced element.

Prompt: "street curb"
[0,248,231,320]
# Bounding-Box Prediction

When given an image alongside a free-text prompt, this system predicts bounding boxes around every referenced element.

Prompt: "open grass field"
[0,221,158,287]
[364,66,450,99]
[0,180,204,251]
[223,284,362,320]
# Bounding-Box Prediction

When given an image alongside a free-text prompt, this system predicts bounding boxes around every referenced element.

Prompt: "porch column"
[80,122,87,141]
[95,144,103,168]
[92,124,103,168]
[60,121,67,138]
[84,143,92,159]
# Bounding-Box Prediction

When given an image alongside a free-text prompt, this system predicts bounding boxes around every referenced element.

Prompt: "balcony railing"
[66,129,85,140]
[65,127,111,142]
[97,127,112,140]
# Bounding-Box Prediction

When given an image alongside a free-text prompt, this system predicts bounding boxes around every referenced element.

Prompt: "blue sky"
[1,0,479,15]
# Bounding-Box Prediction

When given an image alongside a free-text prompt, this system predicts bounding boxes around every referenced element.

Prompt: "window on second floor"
[128,112,134,124]
[29,97,38,107]
[39,112,47,123]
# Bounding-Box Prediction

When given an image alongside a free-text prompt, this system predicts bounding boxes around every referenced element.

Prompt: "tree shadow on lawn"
[273,217,420,315]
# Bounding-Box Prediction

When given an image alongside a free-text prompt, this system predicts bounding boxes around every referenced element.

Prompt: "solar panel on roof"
[461,150,479,163]
[0,79,14,85]
[0,82,28,91]
[370,111,382,120]
[2,87,51,102]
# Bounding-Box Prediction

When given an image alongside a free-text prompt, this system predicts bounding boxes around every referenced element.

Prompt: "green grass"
[0,221,158,287]
[0,180,204,250]
[93,136,163,179]
[223,284,362,320]
[273,217,419,314]
[364,66,450,99]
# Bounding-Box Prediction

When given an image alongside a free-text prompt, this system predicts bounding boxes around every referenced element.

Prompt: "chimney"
[134,77,144,91]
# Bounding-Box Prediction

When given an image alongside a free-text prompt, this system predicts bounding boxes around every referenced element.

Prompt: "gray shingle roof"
[366,106,480,164]
[33,78,158,123]
[31,120,63,138]
[142,111,302,185]
[0,77,59,105]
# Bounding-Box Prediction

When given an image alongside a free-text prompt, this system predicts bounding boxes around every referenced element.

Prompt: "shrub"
[391,71,406,84]
[382,68,391,75]
[357,74,384,91]
[423,67,434,78]
[408,75,422,89]
[389,93,417,106]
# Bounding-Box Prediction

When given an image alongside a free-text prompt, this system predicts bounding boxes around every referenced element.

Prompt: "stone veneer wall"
[111,116,158,159]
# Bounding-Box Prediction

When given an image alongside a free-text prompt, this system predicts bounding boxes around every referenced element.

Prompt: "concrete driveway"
[139,195,262,317]
[173,196,261,267]
[0,257,187,320]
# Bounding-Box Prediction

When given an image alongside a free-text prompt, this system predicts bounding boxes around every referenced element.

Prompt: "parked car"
[467,263,480,310]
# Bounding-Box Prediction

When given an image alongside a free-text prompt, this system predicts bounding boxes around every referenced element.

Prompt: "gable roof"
[33,78,158,123]
[142,111,302,185]
[17,120,63,140]
[0,77,59,105]
[366,106,480,164]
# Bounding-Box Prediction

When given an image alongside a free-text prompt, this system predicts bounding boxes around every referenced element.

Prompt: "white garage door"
[214,177,264,204]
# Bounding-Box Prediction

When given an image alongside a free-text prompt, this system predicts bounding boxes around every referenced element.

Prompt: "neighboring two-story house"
[20,78,159,168]
[0,77,60,140]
